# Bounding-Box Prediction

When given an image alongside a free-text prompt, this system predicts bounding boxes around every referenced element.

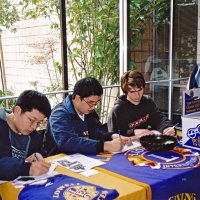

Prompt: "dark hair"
[72,77,103,99]
[121,70,145,94]
[15,90,51,118]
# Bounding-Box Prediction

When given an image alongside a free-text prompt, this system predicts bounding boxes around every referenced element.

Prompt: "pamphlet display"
[182,88,200,150]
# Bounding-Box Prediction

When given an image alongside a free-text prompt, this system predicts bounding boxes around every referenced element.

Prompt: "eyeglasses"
[24,113,42,127]
[83,98,101,108]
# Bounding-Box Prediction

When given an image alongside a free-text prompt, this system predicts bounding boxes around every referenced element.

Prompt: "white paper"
[114,141,141,153]
[0,180,7,184]
[46,163,58,175]
[52,153,105,173]
[12,163,58,188]
[80,169,99,177]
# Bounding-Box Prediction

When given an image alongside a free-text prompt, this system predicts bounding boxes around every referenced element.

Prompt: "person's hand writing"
[120,136,132,146]
[29,160,50,176]
[163,127,175,136]
[104,138,124,152]
[25,153,43,163]
[111,134,132,146]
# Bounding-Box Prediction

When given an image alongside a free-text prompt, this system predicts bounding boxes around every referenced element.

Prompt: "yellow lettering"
[168,193,197,200]
[198,137,200,147]
[97,191,108,200]
[192,139,198,146]
[185,193,191,199]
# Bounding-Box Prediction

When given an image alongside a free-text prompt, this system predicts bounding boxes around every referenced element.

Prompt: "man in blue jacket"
[49,77,131,155]
[0,90,51,181]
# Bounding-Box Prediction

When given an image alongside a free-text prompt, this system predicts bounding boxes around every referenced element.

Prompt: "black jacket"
[108,95,173,136]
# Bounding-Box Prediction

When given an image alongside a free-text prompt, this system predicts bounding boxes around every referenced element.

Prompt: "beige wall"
[1,17,61,96]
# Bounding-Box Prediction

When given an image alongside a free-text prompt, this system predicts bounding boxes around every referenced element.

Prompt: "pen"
[118,129,121,139]
[34,153,42,161]
[164,123,179,135]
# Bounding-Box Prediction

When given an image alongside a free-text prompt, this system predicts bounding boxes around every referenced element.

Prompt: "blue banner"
[19,174,119,200]
[94,142,200,200]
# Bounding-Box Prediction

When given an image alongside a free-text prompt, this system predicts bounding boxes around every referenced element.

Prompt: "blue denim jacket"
[49,95,112,154]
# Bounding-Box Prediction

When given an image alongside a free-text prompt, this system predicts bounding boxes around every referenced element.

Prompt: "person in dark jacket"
[49,77,132,155]
[108,70,175,137]
[0,90,51,181]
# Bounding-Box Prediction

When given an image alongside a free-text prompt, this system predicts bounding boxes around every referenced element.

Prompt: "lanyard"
[8,128,31,159]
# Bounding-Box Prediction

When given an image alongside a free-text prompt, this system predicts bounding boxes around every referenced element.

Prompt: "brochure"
[114,141,141,153]
[52,153,105,173]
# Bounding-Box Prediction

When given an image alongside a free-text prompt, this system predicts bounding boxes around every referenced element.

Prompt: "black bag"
[41,103,63,156]
[40,126,59,157]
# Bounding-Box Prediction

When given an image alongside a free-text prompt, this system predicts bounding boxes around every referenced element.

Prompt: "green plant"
[0,0,19,32]
[130,0,169,49]
[66,0,119,85]
[128,0,169,68]
[17,0,170,118]
[0,0,20,98]
[0,89,16,109]
[18,0,169,85]
[19,0,119,86]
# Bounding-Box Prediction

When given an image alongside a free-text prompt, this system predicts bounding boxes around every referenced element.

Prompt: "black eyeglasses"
[24,113,42,127]
[83,99,101,108]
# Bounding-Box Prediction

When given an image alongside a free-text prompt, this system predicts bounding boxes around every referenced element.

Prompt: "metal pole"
[60,0,68,94]
[119,0,124,82]
[119,0,128,94]
[168,0,174,120]
[123,0,128,73]
[127,0,131,70]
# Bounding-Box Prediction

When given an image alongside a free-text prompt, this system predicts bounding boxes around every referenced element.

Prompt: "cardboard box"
[182,114,200,151]
[182,88,200,150]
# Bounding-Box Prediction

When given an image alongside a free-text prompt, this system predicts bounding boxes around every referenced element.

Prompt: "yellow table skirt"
[0,154,148,200]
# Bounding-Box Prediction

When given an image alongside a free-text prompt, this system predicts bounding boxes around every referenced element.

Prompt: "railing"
[0,85,121,124]
[0,77,189,124]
